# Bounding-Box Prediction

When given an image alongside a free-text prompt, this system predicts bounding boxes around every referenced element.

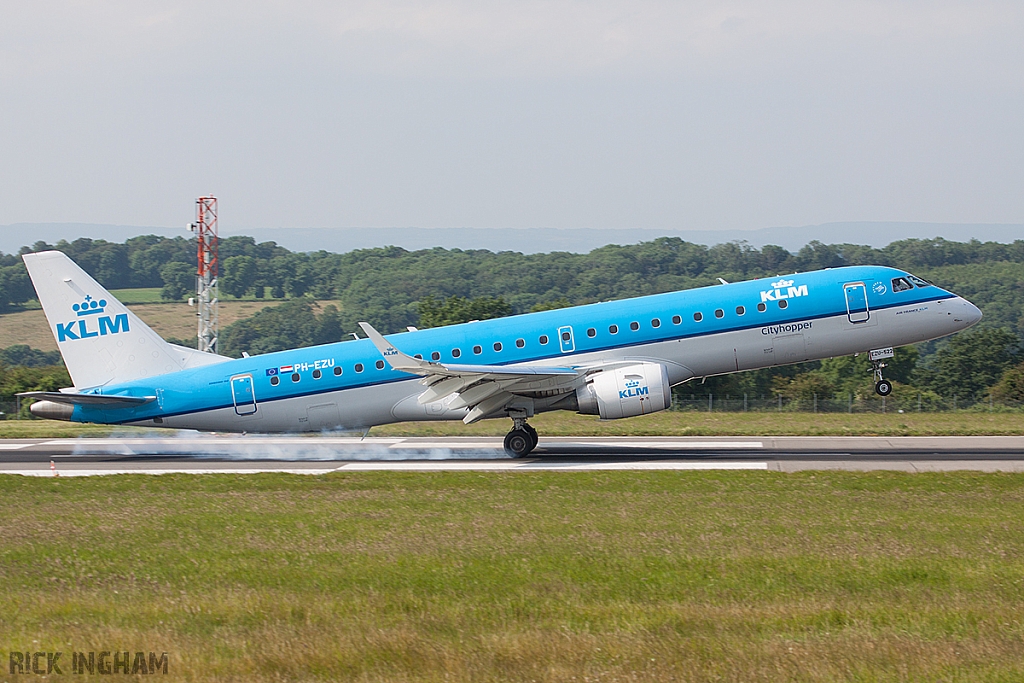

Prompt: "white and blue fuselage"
[32,263,979,436]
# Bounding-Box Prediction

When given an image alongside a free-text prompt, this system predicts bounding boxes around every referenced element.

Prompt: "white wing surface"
[359,322,582,423]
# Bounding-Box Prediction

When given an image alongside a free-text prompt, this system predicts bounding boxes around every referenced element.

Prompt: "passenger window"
[355,363,364,372]
[333,366,342,376]
[452,348,461,358]
[494,342,502,352]
[693,312,703,322]
[778,300,788,309]
[672,315,681,325]
[736,306,745,315]
[431,351,440,361]
[629,321,640,331]
[375,360,385,370]
[715,309,724,319]
[651,318,661,328]
[892,277,913,292]
[608,325,618,334]
[587,328,596,337]
[539,335,549,344]
[312,369,322,380]
[562,331,571,341]
[757,302,767,312]
[516,338,525,348]
[270,375,280,386]
[473,345,482,355]
[291,373,300,383]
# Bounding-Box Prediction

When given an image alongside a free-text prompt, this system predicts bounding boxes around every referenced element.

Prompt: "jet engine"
[575,363,672,419]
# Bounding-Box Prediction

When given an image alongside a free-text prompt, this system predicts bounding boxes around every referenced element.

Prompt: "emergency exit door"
[231,374,257,415]
[844,283,870,323]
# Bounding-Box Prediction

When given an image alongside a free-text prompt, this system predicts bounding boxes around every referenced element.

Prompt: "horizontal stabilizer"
[17,391,155,406]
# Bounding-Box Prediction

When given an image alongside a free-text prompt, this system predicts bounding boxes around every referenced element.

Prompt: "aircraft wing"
[359,322,582,423]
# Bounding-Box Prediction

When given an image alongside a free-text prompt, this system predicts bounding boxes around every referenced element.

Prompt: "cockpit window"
[892,277,913,292]
[908,274,932,287]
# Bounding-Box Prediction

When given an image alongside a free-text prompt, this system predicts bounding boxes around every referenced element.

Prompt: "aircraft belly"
[145,380,429,433]
[307,402,342,431]
[734,331,775,370]
[829,308,918,356]
[675,334,737,376]
[392,393,470,421]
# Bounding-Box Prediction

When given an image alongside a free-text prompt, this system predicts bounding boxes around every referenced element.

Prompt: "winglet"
[358,322,433,374]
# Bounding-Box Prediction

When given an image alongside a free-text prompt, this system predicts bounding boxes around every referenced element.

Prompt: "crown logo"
[771,278,794,288]
[73,295,107,317]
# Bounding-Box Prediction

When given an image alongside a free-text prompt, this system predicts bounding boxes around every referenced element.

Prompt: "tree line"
[5,234,1024,328]
[0,345,71,418]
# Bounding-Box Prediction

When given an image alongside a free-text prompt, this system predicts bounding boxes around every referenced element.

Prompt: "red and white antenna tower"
[189,196,219,354]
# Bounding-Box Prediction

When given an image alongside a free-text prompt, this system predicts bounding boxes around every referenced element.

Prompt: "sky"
[1,1,1022,235]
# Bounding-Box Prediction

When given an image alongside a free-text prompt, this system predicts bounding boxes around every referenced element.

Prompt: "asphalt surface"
[2,435,1024,474]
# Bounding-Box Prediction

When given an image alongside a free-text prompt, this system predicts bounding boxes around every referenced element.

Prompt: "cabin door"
[844,282,870,323]
[306,403,341,431]
[772,334,808,365]
[230,374,258,416]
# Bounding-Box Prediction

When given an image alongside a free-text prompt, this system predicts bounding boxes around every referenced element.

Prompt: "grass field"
[107,287,165,304]
[0,299,342,351]
[5,409,1024,438]
[1,471,1023,681]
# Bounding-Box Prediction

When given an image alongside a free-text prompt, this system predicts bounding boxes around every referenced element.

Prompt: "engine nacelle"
[575,363,672,420]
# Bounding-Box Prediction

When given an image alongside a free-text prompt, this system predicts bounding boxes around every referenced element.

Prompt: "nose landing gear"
[504,416,538,457]
[872,360,893,396]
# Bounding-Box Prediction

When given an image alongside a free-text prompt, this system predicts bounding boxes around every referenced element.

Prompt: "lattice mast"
[191,196,219,354]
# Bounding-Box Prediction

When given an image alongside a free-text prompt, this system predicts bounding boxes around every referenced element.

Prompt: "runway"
[1,435,1024,475]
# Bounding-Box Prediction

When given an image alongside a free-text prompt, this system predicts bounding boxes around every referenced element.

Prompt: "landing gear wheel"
[504,429,534,458]
[870,359,892,397]
[523,423,538,450]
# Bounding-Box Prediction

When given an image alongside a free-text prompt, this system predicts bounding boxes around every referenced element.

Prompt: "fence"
[0,400,24,420]
[671,393,1023,414]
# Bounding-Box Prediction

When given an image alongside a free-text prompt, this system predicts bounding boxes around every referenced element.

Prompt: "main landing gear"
[872,360,893,397]
[504,416,538,457]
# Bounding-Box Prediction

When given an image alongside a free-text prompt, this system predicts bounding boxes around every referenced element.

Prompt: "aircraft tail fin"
[22,250,229,389]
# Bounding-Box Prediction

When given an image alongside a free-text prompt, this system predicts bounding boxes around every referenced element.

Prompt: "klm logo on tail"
[55,295,129,342]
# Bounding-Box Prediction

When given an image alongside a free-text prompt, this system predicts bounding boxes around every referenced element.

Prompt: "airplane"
[19,250,981,456]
